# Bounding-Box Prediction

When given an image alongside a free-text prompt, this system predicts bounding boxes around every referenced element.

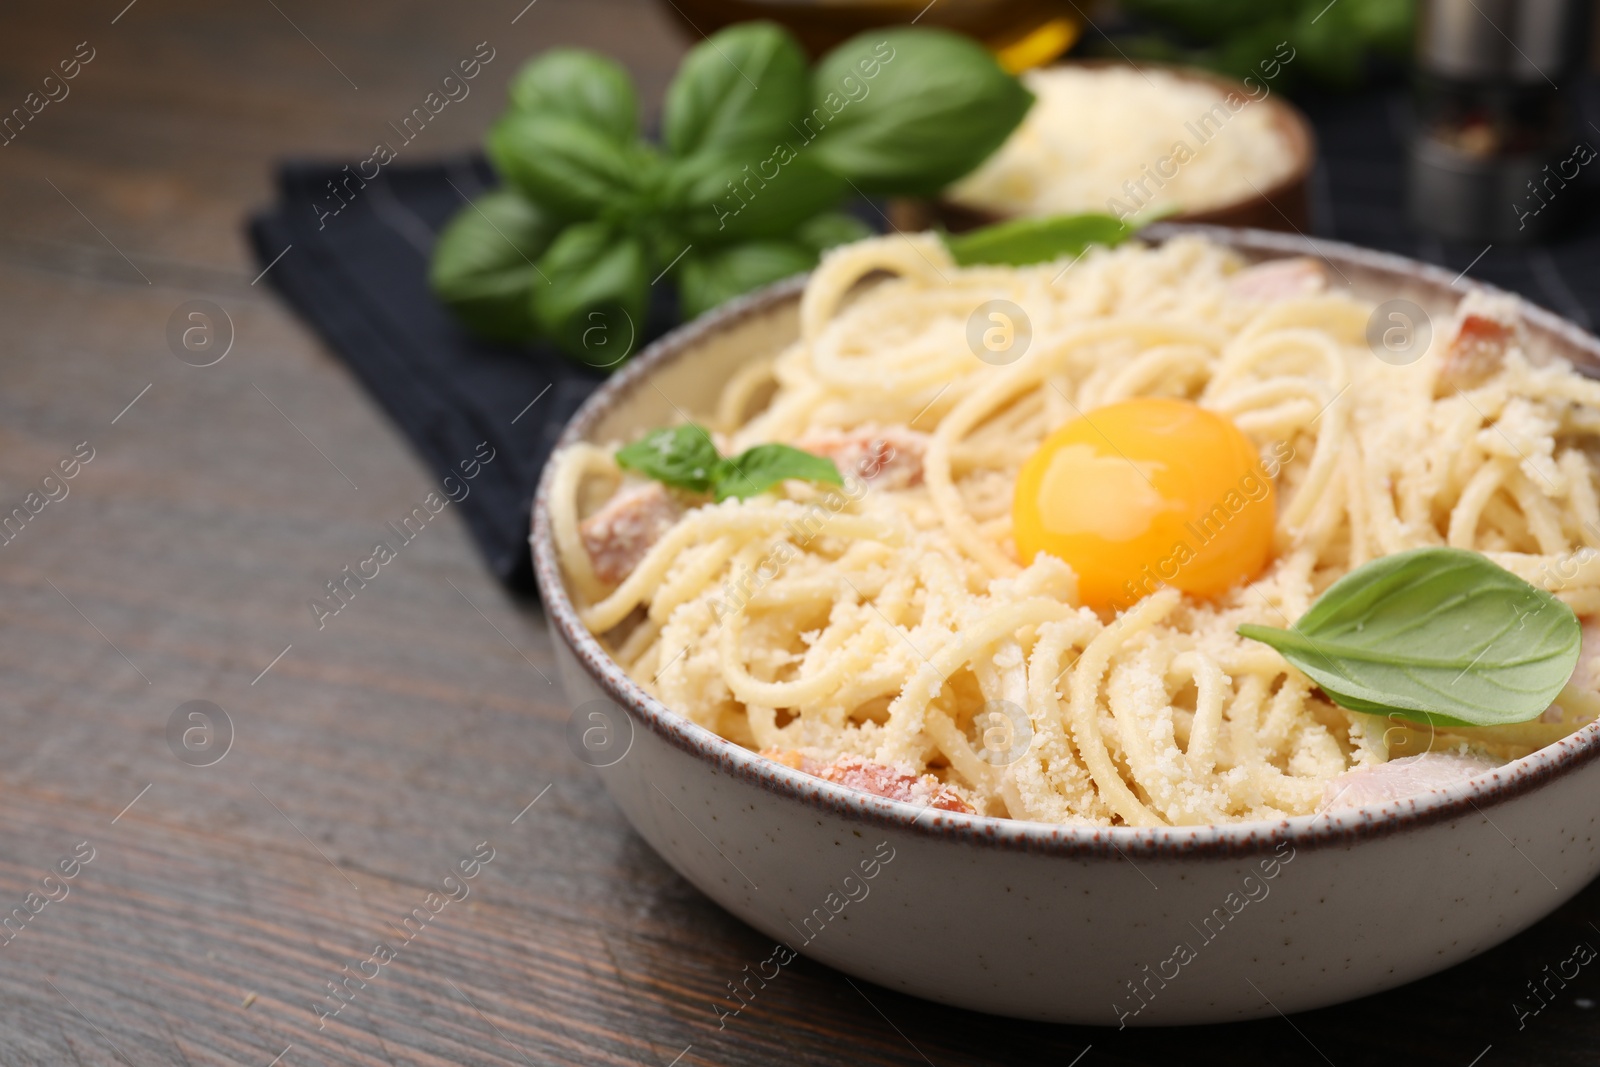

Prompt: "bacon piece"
[762,749,973,813]
[1438,291,1522,391]
[1322,752,1500,810]
[795,425,929,491]
[1227,257,1327,301]
[579,481,681,585]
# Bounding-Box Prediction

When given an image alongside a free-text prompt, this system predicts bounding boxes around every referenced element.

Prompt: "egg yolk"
[1012,397,1276,610]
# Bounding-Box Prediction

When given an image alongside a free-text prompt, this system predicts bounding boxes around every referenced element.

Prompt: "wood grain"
[1,1,1599,1064]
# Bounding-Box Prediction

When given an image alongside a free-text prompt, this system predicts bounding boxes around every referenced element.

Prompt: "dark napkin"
[248,157,620,594]
[249,87,1600,594]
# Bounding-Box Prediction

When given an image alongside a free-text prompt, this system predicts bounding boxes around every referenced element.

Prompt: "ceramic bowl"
[531,225,1600,1026]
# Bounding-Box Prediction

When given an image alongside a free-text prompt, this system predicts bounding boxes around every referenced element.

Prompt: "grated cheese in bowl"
[947,64,1300,220]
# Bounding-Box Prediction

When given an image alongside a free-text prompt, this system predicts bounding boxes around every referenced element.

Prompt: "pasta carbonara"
[550,232,1600,827]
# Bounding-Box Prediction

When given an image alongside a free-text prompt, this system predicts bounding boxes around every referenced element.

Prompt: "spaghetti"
[550,233,1600,827]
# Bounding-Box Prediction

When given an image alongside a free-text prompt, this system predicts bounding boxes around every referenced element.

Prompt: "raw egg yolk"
[1012,397,1275,610]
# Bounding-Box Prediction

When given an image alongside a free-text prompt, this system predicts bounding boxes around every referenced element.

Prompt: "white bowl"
[531,225,1600,1026]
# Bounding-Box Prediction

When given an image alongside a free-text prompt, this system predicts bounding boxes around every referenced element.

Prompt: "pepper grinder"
[1407,0,1593,243]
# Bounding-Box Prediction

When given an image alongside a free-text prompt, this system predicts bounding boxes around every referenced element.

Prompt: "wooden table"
[3,2,1600,1064]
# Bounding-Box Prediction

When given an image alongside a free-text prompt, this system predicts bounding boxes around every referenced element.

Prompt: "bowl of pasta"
[533,223,1600,1025]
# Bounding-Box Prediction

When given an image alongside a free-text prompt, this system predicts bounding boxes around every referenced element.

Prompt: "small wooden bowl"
[890,60,1318,235]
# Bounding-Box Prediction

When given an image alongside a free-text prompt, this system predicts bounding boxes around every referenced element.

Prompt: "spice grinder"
[1408,0,1593,242]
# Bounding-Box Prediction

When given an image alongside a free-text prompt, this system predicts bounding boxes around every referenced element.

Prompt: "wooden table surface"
[4,2,1600,1064]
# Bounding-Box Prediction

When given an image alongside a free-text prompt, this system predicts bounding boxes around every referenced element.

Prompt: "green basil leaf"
[796,211,872,254]
[1347,0,1416,58]
[807,28,1034,196]
[615,426,843,500]
[487,112,639,219]
[428,190,554,342]
[714,443,843,502]
[530,222,648,368]
[943,213,1135,267]
[615,424,722,494]
[679,241,816,320]
[662,22,808,158]
[1236,547,1581,727]
[663,147,847,243]
[507,48,637,142]
[1288,3,1367,88]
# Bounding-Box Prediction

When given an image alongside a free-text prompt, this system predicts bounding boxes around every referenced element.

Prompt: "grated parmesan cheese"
[947,65,1298,219]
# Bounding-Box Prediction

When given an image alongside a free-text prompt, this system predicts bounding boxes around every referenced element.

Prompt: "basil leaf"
[679,241,815,320]
[530,221,648,367]
[1237,547,1581,727]
[616,426,843,499]
[808,28,1034,196]
[943,213,1134,267]
[662,22,808,158]
[1347,0,1415,58]
[715,443,843,502]
[488,112,639,219]
[616,425,722,494]
[665,148,847,243]
[796,211,872,253]
[1289,2,1368,89]
[428,190,554,342]
[508,48,637,143]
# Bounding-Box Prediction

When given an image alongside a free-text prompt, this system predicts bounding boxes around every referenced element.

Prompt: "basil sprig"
[616,425,842,502]
[1238,547,1581,727]
[430,22,1033,367]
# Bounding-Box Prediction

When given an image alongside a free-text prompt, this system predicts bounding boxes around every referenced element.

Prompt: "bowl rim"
[531,223,1600,861]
